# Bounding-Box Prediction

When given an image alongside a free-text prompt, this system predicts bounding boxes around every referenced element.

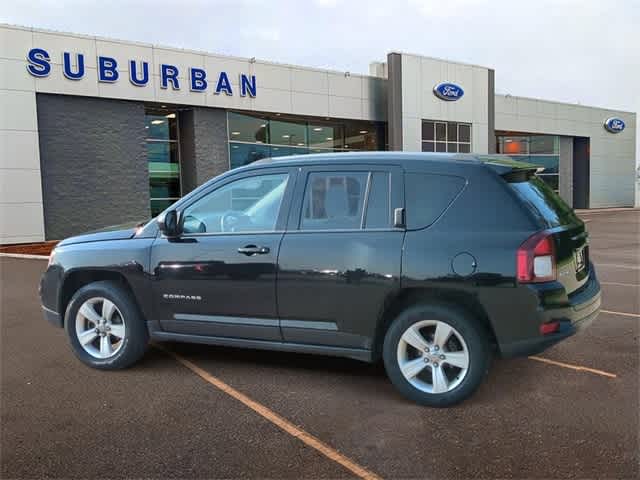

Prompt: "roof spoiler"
[476,155,543,182]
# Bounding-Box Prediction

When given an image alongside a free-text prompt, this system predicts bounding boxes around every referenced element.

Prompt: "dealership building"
[0,23,637,244]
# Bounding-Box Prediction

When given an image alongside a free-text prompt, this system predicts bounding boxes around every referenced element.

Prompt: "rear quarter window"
[405,173,466,229]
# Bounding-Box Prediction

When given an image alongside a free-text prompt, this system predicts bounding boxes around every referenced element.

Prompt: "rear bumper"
[499,268,601,358]
[42,305,63,328]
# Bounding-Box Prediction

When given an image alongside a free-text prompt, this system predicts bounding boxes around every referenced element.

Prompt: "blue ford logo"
[433,82,464,101]
[604,117,625,133]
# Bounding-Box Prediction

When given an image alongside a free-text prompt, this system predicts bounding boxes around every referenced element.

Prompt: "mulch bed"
[0,241,59,256]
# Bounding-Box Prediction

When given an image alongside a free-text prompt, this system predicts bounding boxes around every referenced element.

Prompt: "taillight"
[540,321,560,335]
[516,231,556,283]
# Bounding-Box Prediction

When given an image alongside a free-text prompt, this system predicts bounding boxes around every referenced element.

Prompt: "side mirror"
[157,210,182,238]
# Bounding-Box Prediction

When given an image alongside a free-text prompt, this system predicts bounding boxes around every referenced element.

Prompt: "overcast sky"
[3,0,639,162]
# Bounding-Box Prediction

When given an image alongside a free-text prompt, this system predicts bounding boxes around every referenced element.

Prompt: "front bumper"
[42,305,63,328]
[499,268,601,358]
[40,262,64,328]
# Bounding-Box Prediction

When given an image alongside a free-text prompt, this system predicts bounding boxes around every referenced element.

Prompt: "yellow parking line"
[596,263,640,270]
[601,309,640,318]
[528,356,617,378]
[600,281,640,288]
[156,345,382,480]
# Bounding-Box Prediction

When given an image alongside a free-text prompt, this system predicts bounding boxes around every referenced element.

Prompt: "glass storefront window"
[146,142,179,164]
[344,123,378,150]
[309,123,344,149]
[227,111,385,169]
[497,134,560,191]
[271,145,309,157]
[228,112,269,143]
[229,143,271,169]
[270,119,307,146]
[145,113,178,140]
[146,109,181,216]
[530,135,559,154]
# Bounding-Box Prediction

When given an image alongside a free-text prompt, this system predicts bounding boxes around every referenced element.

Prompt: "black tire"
[64,281,149,369]
[383,303,491,407]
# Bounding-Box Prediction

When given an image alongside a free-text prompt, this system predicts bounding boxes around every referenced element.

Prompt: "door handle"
[237,245,270,256]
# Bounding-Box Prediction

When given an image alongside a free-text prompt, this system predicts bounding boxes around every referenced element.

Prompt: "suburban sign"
[433,82,464,101]
[26,48,257,97]
[603,117,625,134]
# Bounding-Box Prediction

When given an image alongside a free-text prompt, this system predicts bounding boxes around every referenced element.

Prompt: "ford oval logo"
[604,117,625,133]
[433,82,464,101]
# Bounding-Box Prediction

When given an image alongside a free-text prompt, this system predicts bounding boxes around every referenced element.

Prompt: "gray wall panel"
[178,109,197,194]
[487,69,496,154]
[180,108,229,195]
[193,107,229,186]
[180,107,229,193]
[36,94,148,240]
[559,136,573,206]
[387,53,403,151]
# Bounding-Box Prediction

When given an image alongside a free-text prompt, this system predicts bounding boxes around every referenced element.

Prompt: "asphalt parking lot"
[1,210,638,479]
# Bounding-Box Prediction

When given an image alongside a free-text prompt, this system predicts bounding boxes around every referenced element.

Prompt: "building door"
[572,137,590,209]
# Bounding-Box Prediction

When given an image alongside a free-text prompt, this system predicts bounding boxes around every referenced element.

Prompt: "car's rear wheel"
[383,303,490,407]
[64,281,148,369]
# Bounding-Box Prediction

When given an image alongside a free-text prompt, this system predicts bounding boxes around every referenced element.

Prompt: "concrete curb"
[0,253,49,260]
[576,207,639,214]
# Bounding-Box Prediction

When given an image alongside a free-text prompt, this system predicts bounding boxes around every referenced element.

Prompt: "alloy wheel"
[396,319,469,394]
[75,297,126,359]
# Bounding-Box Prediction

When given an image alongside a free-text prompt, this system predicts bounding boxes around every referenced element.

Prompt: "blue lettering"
[190,68,207,91]
[62,52,85,80]
[215,71,233,95]
[26,48,51,77]
[160,64,180,90]
[240,74,256,97]
[98,56,119,82]
[129,60,149,86]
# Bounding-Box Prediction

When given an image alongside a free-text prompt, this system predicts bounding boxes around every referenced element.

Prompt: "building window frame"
[421,120,472,153]
[145,109,182,216]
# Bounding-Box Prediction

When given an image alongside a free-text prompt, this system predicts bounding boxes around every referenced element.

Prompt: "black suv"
[40,153,601,407]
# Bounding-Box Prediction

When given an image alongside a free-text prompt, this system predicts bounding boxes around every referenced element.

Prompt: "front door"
[150,168,295,341]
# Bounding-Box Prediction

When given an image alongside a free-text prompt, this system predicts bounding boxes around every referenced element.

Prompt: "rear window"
[509,176,578,228]
[405,173,466,229]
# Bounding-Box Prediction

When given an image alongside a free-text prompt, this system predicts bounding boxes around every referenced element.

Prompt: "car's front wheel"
[64,281,148,369]
[383,303,490,407]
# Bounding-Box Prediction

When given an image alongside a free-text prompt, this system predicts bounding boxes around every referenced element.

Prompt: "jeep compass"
[40,153,601,407]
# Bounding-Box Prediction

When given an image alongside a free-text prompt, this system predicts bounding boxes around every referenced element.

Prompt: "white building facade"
[0,24,636,243]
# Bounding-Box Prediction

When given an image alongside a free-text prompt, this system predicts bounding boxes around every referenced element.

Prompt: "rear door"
[508,175,590,294]
[276,164,404,350]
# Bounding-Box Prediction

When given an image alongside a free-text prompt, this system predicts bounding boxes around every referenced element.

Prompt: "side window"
[182,173,288,234]
[405,173,465,229]
[300,172,368,230]
[364,172,390,228]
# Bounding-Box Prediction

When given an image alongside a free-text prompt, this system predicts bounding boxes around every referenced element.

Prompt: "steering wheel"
[220,211,250,232]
